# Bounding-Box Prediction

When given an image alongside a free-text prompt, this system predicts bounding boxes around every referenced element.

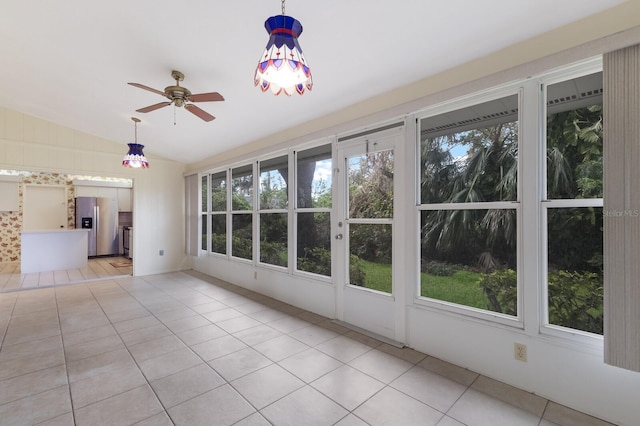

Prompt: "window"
[210,171,227,255]
[418,94,519,318]
[259,155,288,267]
[544,71,603,335]
[231,164,253,260]
[347,148,394,291]
[201,174,208,251]
[202,145,333,272]
[295,144,332,276]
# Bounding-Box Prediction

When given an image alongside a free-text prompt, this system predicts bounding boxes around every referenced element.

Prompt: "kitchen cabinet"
[75,186,97,197]
[97,187,118,199]
[74,185,132,212]
[0,181,19,211]
[75,186,119,198]
[117,188,132,212]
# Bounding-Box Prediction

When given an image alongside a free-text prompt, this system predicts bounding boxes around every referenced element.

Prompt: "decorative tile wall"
[0,211,20,262]
[0,171,76,262]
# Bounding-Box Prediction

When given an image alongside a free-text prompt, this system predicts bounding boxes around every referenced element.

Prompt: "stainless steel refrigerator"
[75,197,119,257]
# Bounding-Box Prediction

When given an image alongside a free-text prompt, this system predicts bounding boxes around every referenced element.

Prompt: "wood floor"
[0,256,133,292]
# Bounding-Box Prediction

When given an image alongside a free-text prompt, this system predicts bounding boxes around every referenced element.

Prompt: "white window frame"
[199,173,210,254]
[257,153,290,271]
[539,59,604,345]
[414,86,524,328]
[293,143,333,281]
[200,140,335,282]
[229,163,256,264]
[208,169,229,257]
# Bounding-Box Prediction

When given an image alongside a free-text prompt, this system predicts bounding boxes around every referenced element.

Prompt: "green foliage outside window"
[477,268,603,334]
[548,270,603,334]
[418,85,603,334]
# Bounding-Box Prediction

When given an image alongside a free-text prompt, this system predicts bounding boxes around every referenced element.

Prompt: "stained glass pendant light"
[254,0,312,96]
[122,117,149,169]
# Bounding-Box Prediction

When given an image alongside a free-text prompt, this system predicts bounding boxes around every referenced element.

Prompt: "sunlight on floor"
[0,256,132,292]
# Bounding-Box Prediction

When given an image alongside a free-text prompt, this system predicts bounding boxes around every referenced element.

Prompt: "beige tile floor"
[0,257,133,292]
[0,270,615,426]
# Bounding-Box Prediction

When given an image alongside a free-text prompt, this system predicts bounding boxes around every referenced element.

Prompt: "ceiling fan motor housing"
[164,85,191,106]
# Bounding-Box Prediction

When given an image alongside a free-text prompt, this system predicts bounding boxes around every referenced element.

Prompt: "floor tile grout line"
[0,384,72,419]
[438,380,475,424]
[64,282,170,422]
[83,276,247,421]
[112,274,345,422]
[0,295,17,348]
[538,399,551,426]
[53,284,76,426]
[112,281,261,423]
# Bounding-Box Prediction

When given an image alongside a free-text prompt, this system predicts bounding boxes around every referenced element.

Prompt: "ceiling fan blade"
[185,104,215,122]
[188,92,225,102]
[128,82,165,96]
[136,102,171,113]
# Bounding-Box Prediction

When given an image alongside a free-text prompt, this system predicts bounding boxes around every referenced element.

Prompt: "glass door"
[335,129,399,340]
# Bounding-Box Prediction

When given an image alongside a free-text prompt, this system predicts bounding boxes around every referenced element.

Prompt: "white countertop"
[21,229,90,234]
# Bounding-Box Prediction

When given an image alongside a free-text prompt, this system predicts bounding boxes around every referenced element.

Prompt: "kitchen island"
[21,229,89,273]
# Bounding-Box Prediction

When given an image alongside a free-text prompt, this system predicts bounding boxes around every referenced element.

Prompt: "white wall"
[193,255,335,319]
[0,107,188,276]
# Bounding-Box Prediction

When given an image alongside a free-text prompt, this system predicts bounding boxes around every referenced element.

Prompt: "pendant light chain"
[131,117,141,142]
[281,0,285,15]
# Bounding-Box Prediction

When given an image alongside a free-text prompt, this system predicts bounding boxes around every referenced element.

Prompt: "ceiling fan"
[128,70,224,122]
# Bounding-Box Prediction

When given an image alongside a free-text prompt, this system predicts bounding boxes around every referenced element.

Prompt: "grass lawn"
[356,260,487,310]
[421,270,486,309]
[356,260,392,293]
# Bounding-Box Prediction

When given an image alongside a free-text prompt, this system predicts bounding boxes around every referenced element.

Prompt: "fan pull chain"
[281,0,285,15]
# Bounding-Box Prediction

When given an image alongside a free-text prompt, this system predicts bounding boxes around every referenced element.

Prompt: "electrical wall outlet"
[514,342,527,362]
[159,249,164,256]
[254,271,258,280]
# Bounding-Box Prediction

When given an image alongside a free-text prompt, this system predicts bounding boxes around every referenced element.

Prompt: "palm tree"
[420,122,518,268]
[421,104,602,271]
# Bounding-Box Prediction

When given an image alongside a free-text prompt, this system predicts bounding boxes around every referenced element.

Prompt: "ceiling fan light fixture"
[254,1,312,96]
[122,117,149,169]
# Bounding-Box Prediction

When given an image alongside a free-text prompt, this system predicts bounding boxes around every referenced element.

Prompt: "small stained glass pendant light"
[122,117,149,169]
[254,0,312,96]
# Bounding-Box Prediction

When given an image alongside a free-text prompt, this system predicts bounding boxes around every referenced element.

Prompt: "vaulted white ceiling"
[0,0,628,164]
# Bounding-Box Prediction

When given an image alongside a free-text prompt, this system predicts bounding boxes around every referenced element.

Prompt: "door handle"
[335,234,343,240]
